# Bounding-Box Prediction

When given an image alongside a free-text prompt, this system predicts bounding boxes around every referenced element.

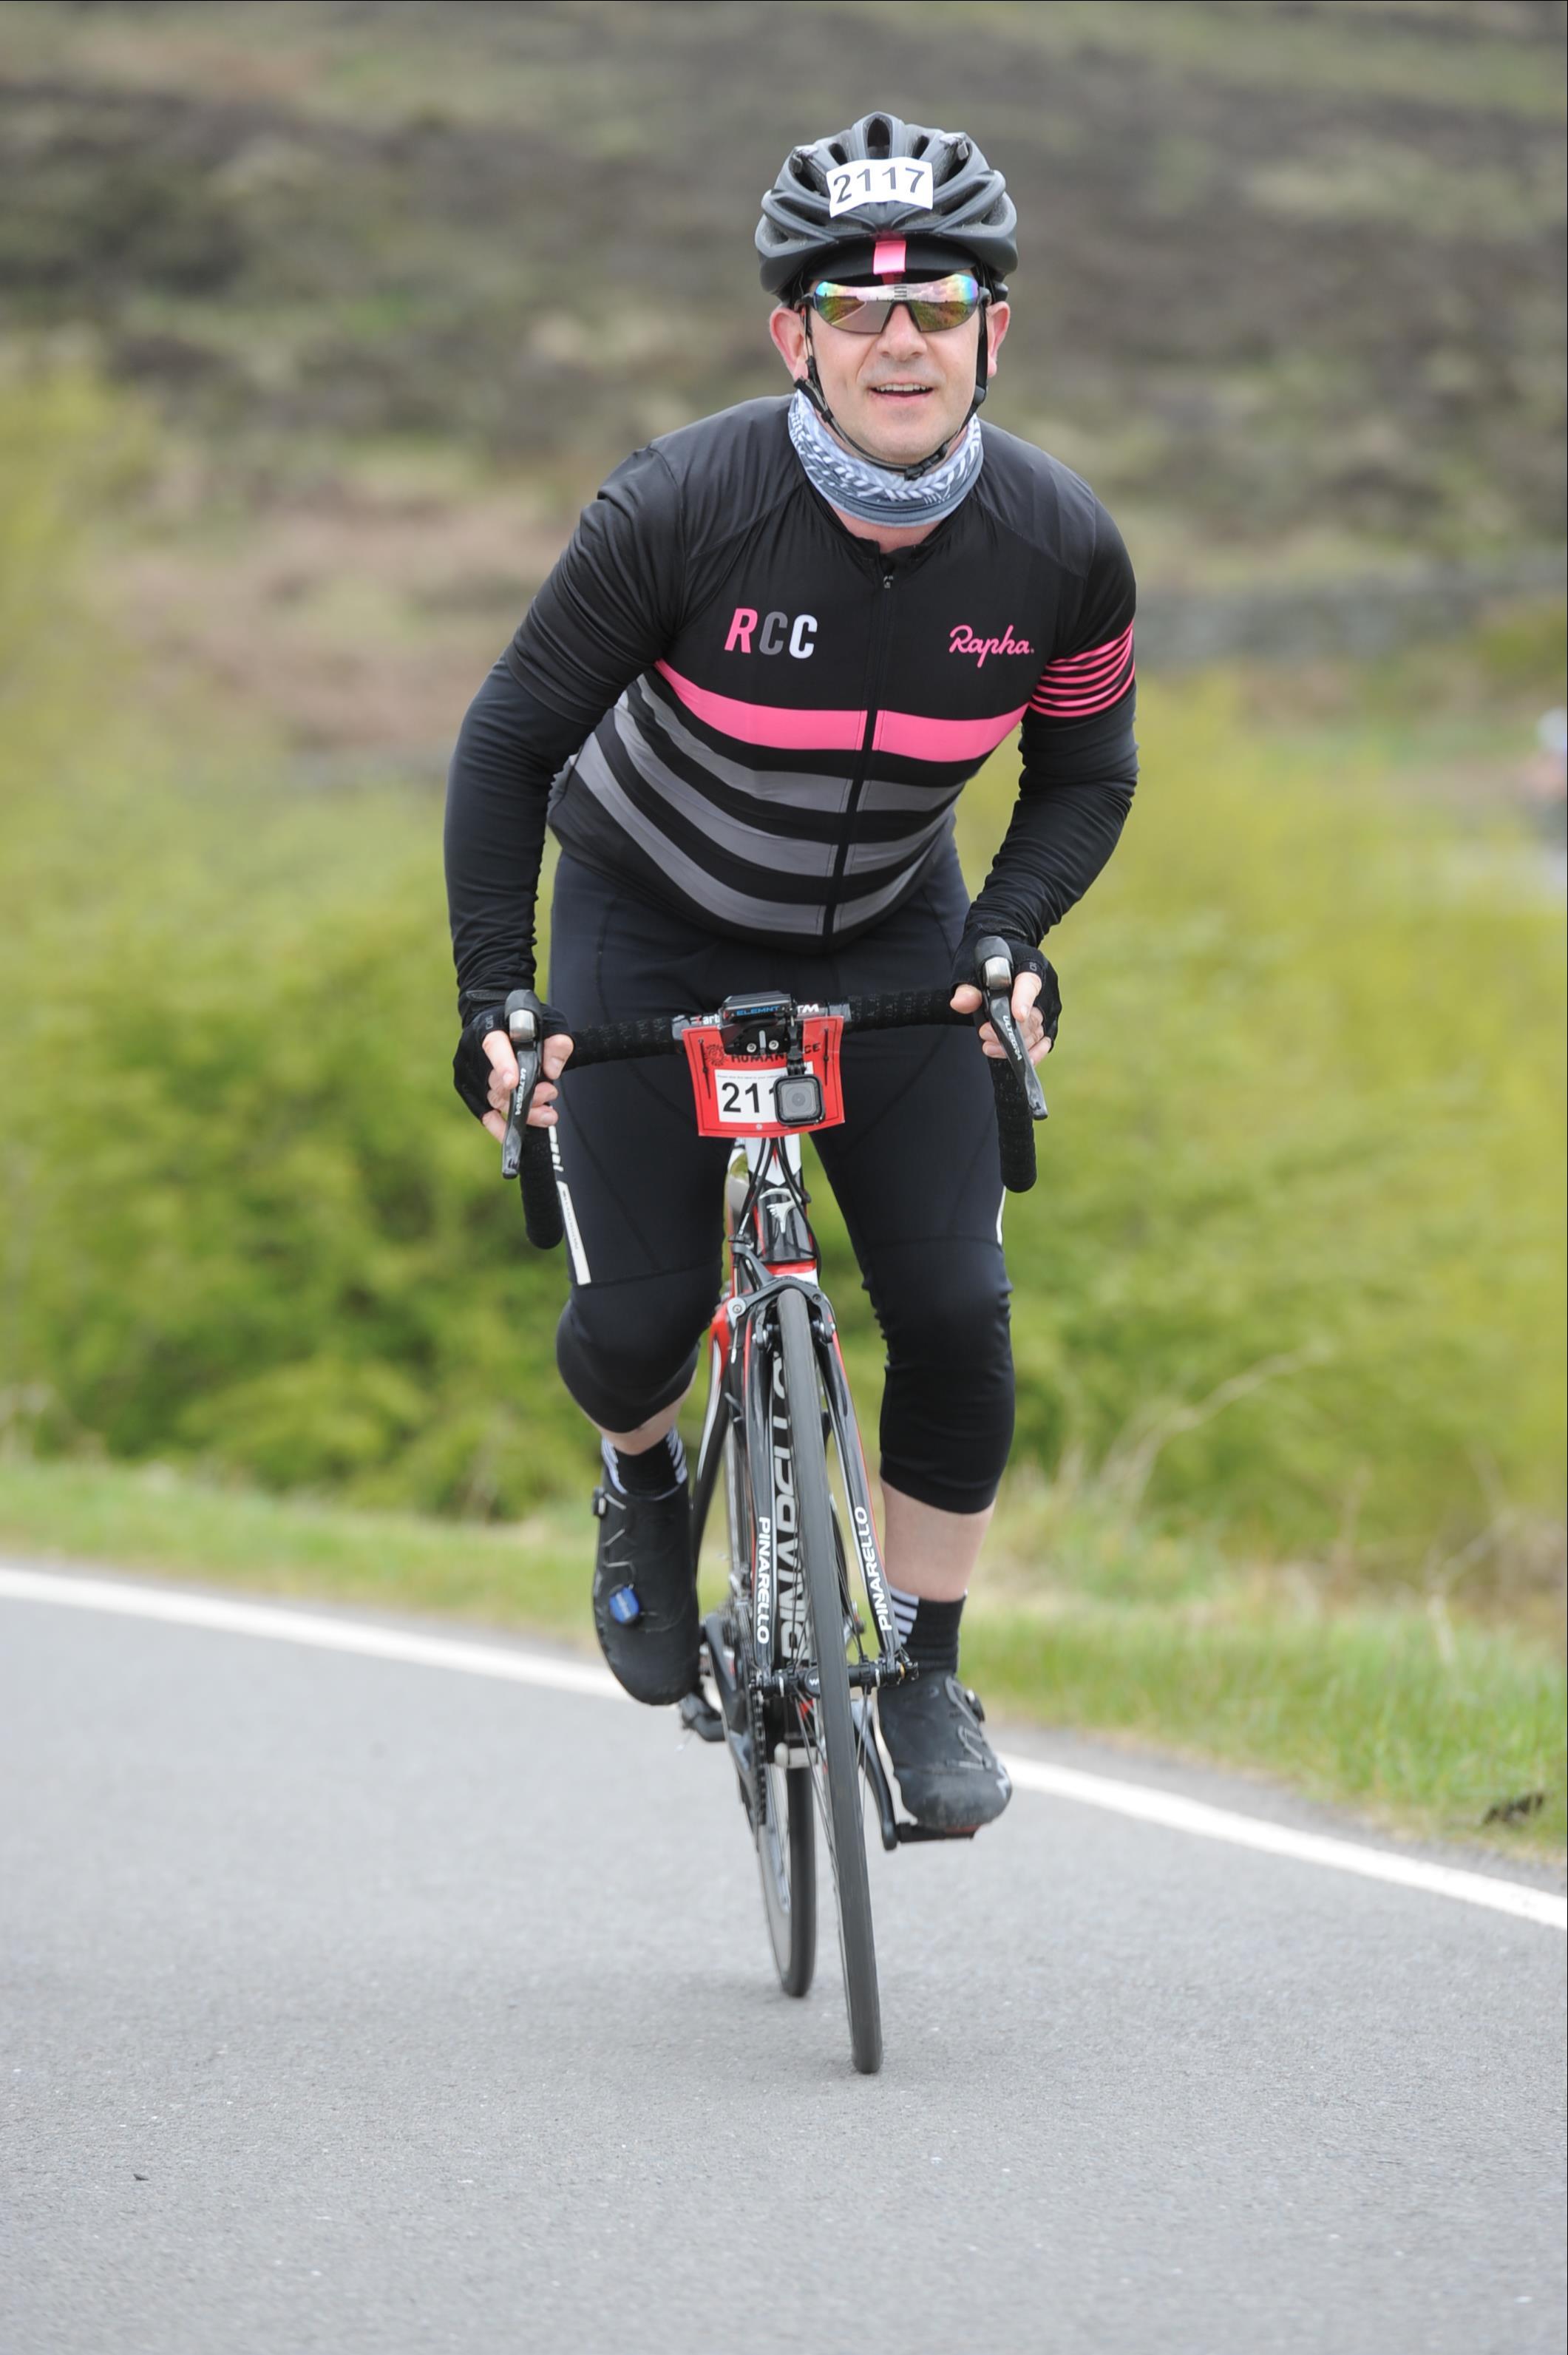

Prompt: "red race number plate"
[682,1016,846,1139]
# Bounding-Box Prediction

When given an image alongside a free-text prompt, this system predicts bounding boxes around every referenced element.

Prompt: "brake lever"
[975,935,1048,1122]
[500,991,545,1179]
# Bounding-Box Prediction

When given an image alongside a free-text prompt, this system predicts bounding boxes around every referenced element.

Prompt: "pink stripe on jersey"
[654,663,1028,767]
[656,662,866,752]
[874,702,1029,762]
[1031,685,1132,716]
[1045,630,1133,681]
[1039,622,1133,678]
[873,237,907,277]
[1040,661,1129,695]
[1029,623,1135,719]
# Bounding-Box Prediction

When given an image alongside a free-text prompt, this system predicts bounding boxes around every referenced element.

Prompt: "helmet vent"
[866,115,892,157]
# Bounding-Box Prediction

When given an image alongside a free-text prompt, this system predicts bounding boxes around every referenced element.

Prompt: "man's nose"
[875,302,927,358]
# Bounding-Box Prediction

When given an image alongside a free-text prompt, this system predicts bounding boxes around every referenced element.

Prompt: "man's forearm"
[964,686,1138,945]
[964,772,1134,946]
[444,660,586,1020]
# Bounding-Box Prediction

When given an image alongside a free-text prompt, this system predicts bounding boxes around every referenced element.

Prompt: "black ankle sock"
[602,1430,687,1500]
[889,1585,965,1677]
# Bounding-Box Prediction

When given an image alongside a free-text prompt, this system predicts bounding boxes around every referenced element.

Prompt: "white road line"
[0,1563,623,1701]
[4,1563,1563,1932]
[1001,1758,1565,1930]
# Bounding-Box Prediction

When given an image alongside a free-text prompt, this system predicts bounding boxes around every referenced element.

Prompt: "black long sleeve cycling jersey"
[446,396,1137,1020]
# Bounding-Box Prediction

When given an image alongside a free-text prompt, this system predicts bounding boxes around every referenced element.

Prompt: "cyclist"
[446,114,1138,1835]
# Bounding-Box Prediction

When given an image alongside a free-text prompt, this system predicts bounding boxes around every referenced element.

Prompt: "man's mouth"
[867,382,934,401]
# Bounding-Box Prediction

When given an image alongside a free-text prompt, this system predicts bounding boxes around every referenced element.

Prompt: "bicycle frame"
[691,1133,902,1701]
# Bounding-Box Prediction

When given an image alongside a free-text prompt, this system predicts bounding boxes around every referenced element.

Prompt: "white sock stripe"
[601,1430,687,1499]
[889,1582,920,1642]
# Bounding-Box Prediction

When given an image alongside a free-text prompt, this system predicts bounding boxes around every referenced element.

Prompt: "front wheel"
[775,1284,882,2075]
[709,1396,815,1999]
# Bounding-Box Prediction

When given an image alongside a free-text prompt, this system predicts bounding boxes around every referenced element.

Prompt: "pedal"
[678,1688,726,1744]
[894,1822,978,1844]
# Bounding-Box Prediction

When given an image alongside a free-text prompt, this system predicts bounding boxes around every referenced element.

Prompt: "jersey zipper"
[825,565,896,939]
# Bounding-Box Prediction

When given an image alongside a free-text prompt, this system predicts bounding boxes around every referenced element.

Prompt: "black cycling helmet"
[757,112,1017,299]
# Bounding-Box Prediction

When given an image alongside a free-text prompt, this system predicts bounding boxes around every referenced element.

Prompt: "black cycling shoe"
[878,1673,1012,1833]
[591,1482,699,1706]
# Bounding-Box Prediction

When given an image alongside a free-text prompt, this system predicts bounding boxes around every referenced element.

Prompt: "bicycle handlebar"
[508,978,1047,1251]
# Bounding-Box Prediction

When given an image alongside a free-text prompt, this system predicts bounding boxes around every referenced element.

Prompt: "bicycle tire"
[775,1283,883,2075]
[757,1757,816,1999]
[713,1409,816,1998]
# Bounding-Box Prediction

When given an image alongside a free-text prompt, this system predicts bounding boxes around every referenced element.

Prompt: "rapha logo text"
[949,623,1034,668]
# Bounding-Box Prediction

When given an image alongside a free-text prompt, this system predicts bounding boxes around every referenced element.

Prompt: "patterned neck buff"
[787,388,984,531]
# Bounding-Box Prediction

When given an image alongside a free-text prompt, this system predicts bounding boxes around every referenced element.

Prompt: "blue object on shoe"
[607,1585,641,1625]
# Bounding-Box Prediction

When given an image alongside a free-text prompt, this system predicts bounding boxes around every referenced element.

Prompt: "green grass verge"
[3,1457,1560,1864]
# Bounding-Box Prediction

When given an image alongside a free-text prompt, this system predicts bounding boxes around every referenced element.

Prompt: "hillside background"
[1,3,1564,1678]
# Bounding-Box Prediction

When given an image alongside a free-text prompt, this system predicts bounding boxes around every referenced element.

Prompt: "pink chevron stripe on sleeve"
[1041,634,1133,685]
[1029,622,1136,719]
[1044,620,1134,672]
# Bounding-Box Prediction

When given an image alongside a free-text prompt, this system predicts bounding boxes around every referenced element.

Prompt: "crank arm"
[852,1694,900,1854]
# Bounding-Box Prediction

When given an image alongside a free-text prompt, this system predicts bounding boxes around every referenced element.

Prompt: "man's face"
[770,285,1011,467]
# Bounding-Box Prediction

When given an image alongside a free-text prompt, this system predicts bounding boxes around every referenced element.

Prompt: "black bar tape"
[520,1125,565,1248]
[990,1059,1037,1194]
[842,992,970,1031]
[561,1018,685,1068]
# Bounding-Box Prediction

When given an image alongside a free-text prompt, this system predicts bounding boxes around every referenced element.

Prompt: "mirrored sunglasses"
[807,273,985,335]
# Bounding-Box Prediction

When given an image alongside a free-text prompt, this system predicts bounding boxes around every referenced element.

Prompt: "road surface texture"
[3,1572,1563,2355]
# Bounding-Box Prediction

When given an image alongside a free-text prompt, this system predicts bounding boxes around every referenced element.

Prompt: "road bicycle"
[501,943,1045,2074]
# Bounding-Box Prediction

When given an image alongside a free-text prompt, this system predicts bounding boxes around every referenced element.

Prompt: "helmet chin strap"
[796,299,990,483]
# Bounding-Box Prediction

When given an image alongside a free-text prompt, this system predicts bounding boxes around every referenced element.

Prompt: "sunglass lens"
[811,287,881,330]
[810,274,982,334]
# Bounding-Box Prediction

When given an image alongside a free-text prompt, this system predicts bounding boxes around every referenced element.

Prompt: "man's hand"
[478,1027,574,1142]
[949,972,1053,1065]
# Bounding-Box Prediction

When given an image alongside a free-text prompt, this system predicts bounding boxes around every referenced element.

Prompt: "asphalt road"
[3,1580,1564,2355]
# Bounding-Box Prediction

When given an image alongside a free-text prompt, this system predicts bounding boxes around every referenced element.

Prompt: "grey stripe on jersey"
[610,702,838,876]
[844,813,951,875]
[641,672,969,824]
[571,739,829,935]
[860,772,968,814]
[614,699,954,882]
[837,841,954,929]
[637,677,855,818]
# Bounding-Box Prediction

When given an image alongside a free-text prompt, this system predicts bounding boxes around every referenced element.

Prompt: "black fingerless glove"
[951,931,1063,1043]
[452,996,569,1122]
